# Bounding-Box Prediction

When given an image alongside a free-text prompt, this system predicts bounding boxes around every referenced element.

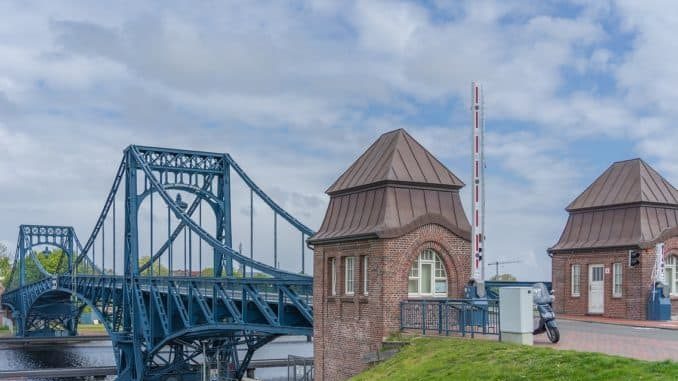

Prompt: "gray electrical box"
[499,287,533,345]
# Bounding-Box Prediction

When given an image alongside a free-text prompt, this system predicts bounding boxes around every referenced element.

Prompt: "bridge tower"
[309,129,472,381]
[7,225,78,337]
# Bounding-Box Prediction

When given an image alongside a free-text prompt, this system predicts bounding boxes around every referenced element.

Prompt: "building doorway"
[588,264,604,314]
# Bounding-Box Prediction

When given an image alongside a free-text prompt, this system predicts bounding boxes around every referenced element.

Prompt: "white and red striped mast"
[471,82,485,281]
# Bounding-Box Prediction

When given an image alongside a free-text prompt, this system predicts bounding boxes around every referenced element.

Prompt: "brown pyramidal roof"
[567,158,678,211]
[550,158,678,253]
[326,129,464,195]
[310,129,470,244]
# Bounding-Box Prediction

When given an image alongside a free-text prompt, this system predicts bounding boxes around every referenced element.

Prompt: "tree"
[24,248,69,283]
[138,256,169,276]
[0,242,11,286]
[490,273,517,281]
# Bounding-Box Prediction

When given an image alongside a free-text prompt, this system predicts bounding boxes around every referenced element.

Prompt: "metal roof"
[550,159,678,252]
[567,159,678,211]
[309,186,471,243]
[310,129,470,244]
[326,129,464,195]
[549,206,678,252]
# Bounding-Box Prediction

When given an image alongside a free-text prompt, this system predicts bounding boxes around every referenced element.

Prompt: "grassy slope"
[351,337,678,381]
[0,324,107,336]
[77,323,107,334]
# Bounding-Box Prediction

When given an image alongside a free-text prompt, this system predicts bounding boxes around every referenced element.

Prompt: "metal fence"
[288,355,314,381]
[400,299,500,337]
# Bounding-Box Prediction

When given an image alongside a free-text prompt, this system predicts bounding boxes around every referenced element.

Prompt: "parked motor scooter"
[532,282,560,343]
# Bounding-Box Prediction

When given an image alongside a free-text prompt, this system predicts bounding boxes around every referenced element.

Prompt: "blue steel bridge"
[0,145,315,381]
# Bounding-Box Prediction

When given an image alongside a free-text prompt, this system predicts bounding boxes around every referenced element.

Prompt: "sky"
[0,0,677,281]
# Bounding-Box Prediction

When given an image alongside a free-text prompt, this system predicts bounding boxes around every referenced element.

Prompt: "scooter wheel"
[546,325,560,343]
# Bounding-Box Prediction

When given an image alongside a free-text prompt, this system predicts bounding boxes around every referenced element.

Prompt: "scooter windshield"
[532,283,551,305]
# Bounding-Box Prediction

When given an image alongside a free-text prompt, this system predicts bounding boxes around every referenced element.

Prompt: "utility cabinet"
[647,283,672,321]
[499,287,533,345]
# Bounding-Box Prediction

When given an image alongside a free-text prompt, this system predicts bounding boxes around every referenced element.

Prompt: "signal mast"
[471,82,485,282]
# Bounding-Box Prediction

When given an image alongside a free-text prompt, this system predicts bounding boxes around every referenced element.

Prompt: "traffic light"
[628,250,641,267]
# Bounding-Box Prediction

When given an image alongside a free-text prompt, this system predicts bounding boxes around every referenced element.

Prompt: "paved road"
[533,319,678,361]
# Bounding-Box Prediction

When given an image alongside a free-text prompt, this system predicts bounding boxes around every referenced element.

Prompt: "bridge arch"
[137,184,222,219]
[135,183,222,276]
[2,301,16,314]
[25,242,73,278]
[146,326,279,358]
[24,286,113,336]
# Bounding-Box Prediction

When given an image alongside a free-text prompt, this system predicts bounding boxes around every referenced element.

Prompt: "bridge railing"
[400,299,500,337]
[58,274,313,331]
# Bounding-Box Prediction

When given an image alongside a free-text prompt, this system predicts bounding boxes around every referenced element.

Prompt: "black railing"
[400,299,500,337]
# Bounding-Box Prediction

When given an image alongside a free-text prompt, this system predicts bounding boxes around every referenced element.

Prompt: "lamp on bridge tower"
[175,193,188,211]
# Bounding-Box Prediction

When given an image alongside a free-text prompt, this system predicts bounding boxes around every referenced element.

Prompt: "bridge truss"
[1,145,315,381]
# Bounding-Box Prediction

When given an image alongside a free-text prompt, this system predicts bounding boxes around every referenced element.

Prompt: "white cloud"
[0,1,675,279]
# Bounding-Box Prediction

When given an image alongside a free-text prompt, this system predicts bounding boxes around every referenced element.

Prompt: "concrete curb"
[559,315,678,331]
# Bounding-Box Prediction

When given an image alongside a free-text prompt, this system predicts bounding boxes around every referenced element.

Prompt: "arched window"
[666,255,678,296]
[408,249,448,297]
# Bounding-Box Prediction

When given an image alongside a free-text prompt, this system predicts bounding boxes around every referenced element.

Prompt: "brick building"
[549,159,678,320]
[309,129,472,381]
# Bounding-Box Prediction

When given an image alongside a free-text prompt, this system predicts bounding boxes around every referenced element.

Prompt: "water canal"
[0,336,313,381]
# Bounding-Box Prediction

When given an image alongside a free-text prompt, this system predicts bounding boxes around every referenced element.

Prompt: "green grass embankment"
[351,337,678,381]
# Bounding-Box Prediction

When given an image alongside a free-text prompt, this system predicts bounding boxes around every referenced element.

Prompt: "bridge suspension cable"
[129,145,310,280]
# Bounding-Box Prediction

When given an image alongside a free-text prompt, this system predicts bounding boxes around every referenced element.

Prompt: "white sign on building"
[655,243,666,285]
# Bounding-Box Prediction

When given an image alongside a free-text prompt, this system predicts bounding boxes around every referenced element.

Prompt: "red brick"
[312,224,470,381]
[552,235,678,320]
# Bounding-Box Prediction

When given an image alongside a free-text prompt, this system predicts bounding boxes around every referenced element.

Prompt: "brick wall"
[313,239,381,381]
[551,246,658,320]
[313,224,471,381]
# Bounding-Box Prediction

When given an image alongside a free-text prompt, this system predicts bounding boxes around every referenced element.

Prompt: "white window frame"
[613,262,623,297]
[330,258,337,296]
[345,256,355,295]
[363,256,368,295]
[408,249,448,298]
[667,255,677,296]
[571,264,581,297]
